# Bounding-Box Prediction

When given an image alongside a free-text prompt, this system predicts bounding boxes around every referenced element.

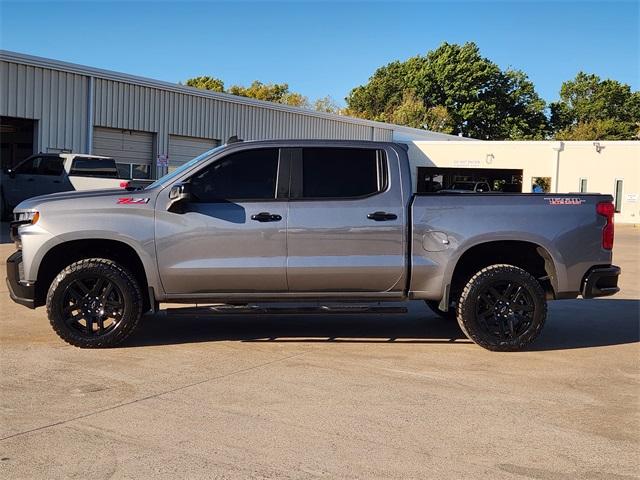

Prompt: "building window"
[116,163,151,179]
[579,178,588,193]
[531,177,551,193]
[614,179,623,213]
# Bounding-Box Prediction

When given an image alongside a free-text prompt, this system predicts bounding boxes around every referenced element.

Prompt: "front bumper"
[6,251,36,308]
[581,265,621,299]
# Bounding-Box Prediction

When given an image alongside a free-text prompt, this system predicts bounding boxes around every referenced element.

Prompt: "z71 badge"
[544,197,586,205]
[117,197,150,205]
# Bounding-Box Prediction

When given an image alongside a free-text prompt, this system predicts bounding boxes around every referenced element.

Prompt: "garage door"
[93,127,154,178]
[168,135,218,170]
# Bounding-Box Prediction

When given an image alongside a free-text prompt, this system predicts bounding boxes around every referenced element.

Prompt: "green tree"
[186,77,310,108]
[346,42,548,139]
[550,72,640,140]
[227,81,309,107]
[389,90,428,128]
[185,76,224,92]
[423,105,455,134]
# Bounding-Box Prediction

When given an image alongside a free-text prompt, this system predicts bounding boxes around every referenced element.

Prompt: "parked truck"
[1,153,152,219]
[6,140,621,351]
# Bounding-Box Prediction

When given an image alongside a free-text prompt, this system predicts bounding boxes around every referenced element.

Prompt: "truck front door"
[4,155,66,207]
[286,146,406,293]
[155,147,289,294]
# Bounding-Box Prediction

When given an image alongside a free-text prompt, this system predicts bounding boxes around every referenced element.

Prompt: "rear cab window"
[293,147,387,199]
[69,157,119,178]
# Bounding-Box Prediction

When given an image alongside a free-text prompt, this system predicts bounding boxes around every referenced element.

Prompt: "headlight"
[14,211,40,224]
[10,211,39,249]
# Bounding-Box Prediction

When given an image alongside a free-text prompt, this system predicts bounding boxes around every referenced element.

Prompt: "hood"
[15,188,140,211]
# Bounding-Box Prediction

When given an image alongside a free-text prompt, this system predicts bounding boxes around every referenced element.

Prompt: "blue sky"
[1,1,638,106]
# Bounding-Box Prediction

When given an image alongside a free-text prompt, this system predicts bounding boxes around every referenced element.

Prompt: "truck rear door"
[286,146,406,293]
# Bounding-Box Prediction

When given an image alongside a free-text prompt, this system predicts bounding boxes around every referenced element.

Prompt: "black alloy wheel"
[47,258,143,348]
[456,264,547,351]
[61,275,125,337]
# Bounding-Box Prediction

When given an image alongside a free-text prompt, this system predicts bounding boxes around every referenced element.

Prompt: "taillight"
[596,201,615,250]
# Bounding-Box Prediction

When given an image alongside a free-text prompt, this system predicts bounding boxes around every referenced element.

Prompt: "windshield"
[145,145,226,189]
[451,182,476,191]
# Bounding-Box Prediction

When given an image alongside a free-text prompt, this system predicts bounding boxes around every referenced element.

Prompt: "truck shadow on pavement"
[124,299,639,351]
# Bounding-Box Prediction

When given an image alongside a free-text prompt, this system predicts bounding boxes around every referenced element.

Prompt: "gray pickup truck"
[6,140,621,351]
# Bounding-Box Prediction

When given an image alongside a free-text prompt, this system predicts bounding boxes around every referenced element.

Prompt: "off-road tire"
[425,300,457,321]
[46,258,143,348]
[457,264,547,351]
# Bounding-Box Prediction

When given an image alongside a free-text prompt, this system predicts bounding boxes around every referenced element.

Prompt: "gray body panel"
[410,194,612,299]
[12,139,613,305]
[155,200,288,294]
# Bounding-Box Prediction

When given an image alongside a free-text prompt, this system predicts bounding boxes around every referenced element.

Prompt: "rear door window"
[298,148,386,199]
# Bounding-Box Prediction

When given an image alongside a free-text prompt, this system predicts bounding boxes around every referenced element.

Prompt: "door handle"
[26,178,35,182]
[251,212,282,222]
[367,211,397,221]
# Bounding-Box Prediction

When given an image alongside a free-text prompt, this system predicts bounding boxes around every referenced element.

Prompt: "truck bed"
[409,192,613,299]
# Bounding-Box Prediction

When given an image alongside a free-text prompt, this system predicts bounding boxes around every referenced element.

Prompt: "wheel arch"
[447,239,560,301]
[33,238,151,308]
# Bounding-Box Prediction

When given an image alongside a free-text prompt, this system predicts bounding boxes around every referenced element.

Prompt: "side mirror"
[168,182,192,213]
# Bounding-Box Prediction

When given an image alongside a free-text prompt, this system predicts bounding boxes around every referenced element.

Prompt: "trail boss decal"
[544,197,586,206]
[117,197,150,205]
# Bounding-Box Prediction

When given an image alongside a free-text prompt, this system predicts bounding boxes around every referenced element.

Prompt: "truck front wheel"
[457,264,547,351]
[46,258,143,348]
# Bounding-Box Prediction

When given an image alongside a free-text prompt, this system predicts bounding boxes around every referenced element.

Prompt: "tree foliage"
[313,96,341,114]
[185,76,224,92]
[550,72,640,140]
[346,42,548,139]
[185,77,309,108]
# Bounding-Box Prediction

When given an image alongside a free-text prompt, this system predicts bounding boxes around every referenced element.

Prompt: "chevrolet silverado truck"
[6,140,621,351]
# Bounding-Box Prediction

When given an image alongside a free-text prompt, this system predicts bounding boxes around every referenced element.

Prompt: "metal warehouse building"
[0,50,463,179]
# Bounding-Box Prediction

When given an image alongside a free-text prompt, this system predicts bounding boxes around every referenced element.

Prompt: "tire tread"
[46,258,143,348]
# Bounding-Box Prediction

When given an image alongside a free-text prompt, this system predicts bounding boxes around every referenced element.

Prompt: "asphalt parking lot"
[1,225,638,479]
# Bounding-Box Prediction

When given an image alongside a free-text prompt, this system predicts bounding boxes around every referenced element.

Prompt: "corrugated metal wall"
[0,61,88,153]
[92,78,392,158]
[1,58,394,173]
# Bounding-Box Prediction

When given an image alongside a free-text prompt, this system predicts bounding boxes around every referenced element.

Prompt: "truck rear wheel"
[46,258,143,348]
[456,264,547,351]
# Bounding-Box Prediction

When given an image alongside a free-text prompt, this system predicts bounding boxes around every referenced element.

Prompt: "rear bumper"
[582,265,621,299]
[6,251,36,309]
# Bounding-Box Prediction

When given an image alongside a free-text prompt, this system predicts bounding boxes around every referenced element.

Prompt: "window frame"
[614,178,623,213]
[185,147,289,203]
[288,147,389,201]
[579,178,588,193]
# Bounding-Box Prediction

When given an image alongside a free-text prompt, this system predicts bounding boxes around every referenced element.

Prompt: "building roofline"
[0,49,463,140]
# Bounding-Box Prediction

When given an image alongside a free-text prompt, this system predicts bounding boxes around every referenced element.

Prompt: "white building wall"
[411,141,640,223]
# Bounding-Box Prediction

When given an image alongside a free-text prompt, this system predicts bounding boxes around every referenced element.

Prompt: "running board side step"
[165,304,408,317]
